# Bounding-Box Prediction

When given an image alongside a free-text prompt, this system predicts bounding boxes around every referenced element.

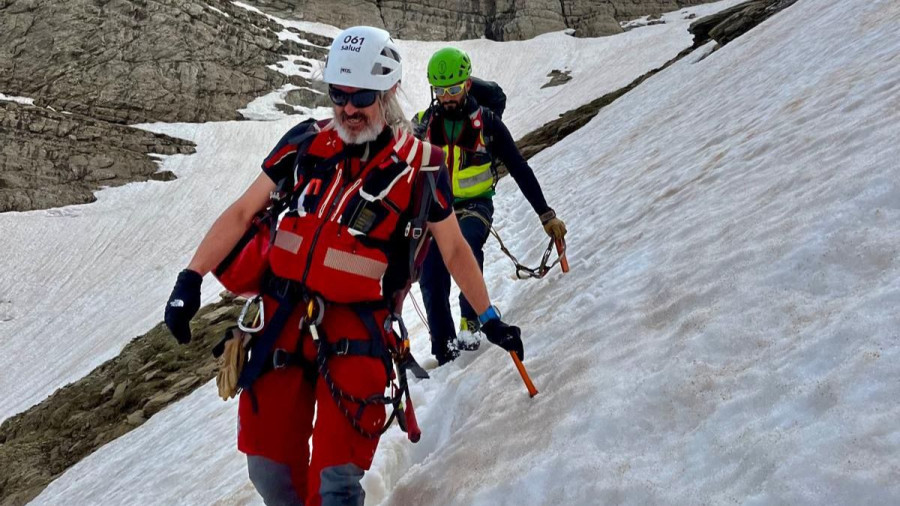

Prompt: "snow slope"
[21,0,900,504]
[0,0,743,422]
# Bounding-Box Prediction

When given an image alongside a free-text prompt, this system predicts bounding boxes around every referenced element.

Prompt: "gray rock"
[125,410,146,426]
[0,101,195,212]
[201,306,238,326]
[142,391,177,417]
[243,0,719,41]
[149,170,177,182]
[275,103,306,115]
[284,86,330,109]
[100,381,116,398]
[542,70,573,89]
[171,375,201,392]
[690,0,797,47]
[111,381,129,404]
[137,360,160,376]
[0,299,243,505]
[0,0,326,125]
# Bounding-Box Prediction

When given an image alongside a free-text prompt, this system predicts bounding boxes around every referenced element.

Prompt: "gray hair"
[325,85,411,144]
[379,86,411,134]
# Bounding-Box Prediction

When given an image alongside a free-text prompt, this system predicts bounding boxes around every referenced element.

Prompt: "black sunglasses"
[328,86,380,108]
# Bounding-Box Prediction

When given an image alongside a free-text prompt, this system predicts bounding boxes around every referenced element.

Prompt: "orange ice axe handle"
[555,238,569,273]
[510,352,539,398]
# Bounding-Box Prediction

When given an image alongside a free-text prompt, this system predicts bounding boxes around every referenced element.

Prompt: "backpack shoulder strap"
[474,106,497,149]
[270,127,321,211]
[412,107,436,140]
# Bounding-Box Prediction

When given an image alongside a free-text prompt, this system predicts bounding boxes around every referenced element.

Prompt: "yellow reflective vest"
[414,107,497,200]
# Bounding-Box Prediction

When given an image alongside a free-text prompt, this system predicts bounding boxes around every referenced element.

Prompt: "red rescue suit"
[237,120,447,506]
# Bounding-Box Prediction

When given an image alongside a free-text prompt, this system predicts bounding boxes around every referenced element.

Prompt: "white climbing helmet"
[323,26,402,91]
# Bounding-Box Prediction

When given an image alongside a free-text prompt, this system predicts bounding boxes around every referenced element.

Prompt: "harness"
[230,122,439,440]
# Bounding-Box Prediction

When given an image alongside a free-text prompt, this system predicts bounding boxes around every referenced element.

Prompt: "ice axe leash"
[456,208,568,279]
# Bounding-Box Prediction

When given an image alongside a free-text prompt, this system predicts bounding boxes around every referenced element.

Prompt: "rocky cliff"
[0,0,328,211]
[0,0,328,125]
[0,0,723,212]
[0,101,195,212]
[244,0,719,41]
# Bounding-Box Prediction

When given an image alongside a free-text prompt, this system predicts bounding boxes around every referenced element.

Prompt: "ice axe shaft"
[404,394,421,442]
[510,352,539,397]
[555,238,569,273]
[397,362,421,443]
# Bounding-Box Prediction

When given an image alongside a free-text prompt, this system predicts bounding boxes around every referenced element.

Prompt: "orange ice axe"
[510,352,539,398]
[555,238,569,273]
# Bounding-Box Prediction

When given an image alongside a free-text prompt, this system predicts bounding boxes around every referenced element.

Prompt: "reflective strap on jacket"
[323,247,388,280]
[273,231,303,254]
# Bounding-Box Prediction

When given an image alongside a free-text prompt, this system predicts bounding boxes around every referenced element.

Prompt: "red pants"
[237,299,392,506]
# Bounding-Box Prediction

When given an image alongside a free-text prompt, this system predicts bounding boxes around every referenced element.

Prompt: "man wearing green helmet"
[413,46,567,365]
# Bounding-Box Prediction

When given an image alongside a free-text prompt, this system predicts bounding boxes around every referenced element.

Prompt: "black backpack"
[469,77,506,119]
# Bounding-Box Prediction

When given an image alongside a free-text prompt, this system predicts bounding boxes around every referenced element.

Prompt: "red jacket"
[269,121,447,303]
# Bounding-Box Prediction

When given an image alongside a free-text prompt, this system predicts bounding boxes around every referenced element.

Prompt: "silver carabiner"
[384,313,409,342]
[238,296,265,333]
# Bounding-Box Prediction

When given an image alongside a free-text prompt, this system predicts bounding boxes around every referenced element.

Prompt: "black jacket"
[413,97,551,217]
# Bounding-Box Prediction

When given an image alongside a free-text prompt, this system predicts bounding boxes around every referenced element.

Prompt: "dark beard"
[440,99,466,119]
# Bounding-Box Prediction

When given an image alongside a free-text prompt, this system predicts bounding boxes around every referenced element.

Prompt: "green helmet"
[427,47,472,87]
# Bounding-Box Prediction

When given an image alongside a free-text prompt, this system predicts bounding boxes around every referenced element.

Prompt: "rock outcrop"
[1,0,331,212]
[0,296,245,506]
[0,0,327,125]
[244,0,720,41]
[689,0,799,47]
[0,101,195,212]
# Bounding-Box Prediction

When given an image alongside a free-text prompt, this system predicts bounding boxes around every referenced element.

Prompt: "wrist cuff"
[539,209,556,225]
[178,269,203,286]
[478,305,501,325]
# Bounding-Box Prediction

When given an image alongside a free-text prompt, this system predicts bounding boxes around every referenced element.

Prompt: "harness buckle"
[274,278,293,299]
[306,295,326,325]
[403,222,424,239]
[272,348,289,369]
[335,339,350,356]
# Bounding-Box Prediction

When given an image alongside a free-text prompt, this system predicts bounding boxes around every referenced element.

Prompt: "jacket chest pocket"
[291,158,341,216]
[338,162,412,241]
[468,146,492,168]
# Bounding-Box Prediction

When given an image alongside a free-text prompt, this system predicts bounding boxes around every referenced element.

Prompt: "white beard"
[335,118,383,145]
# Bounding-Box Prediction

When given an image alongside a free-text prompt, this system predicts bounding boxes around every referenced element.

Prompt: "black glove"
[164,269,203,344]
[481,318,524,361]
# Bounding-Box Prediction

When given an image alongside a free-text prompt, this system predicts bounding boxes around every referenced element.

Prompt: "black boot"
[433,337,460,365]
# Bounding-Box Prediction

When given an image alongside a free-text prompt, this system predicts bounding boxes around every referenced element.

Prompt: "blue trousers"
[420,198,494,363]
